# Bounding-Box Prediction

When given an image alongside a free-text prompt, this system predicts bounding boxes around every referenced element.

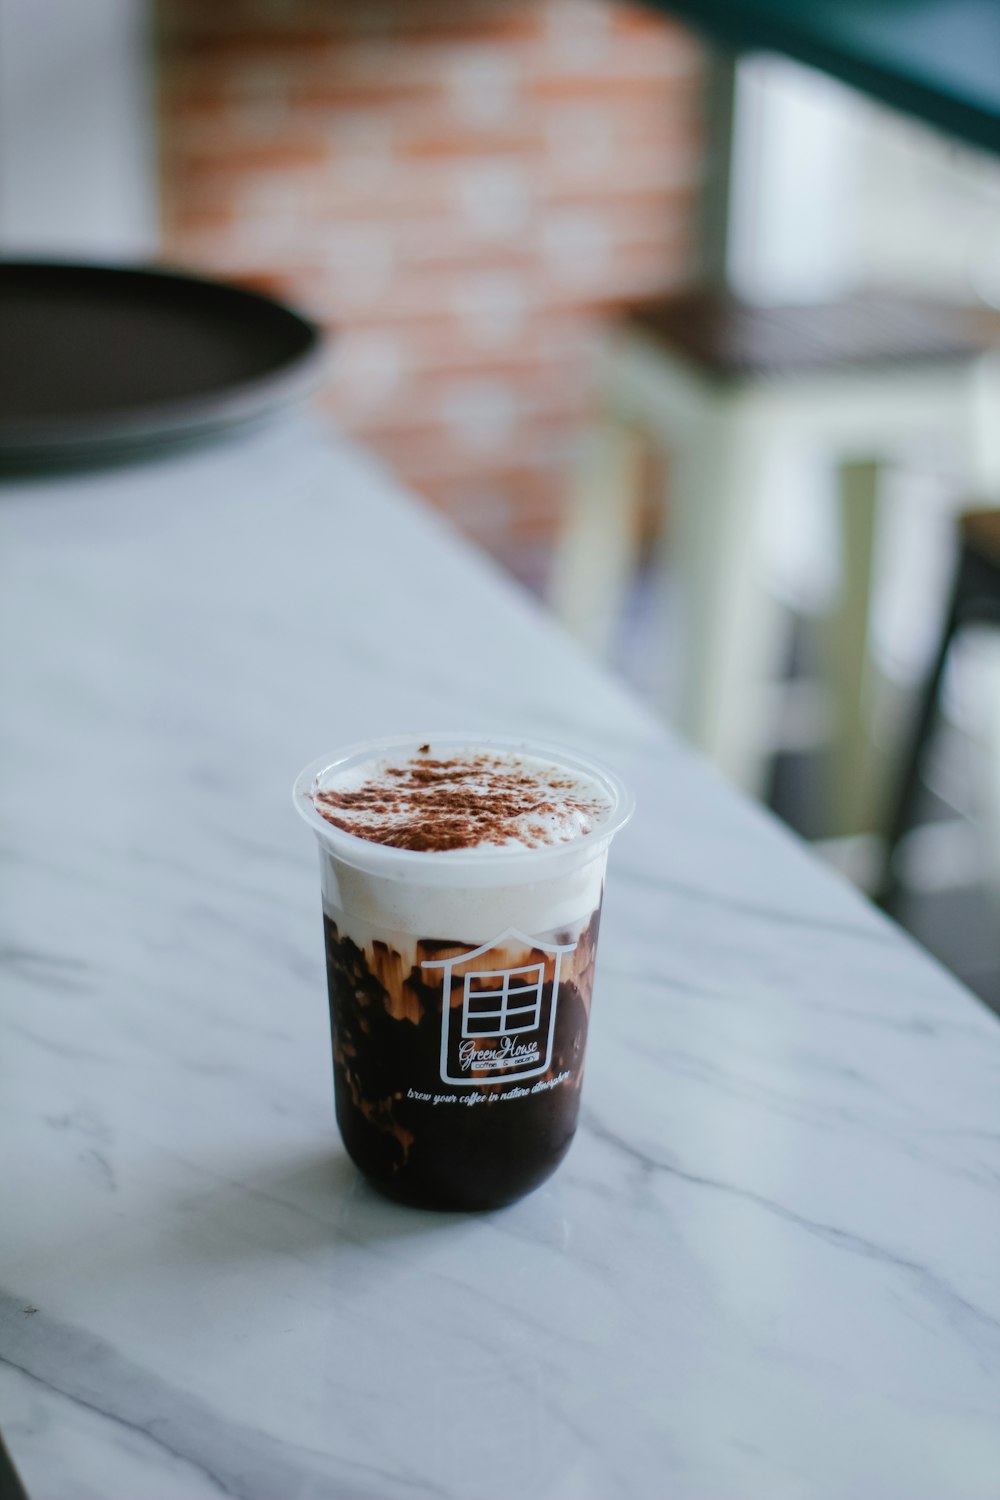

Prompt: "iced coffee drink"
[294,734,632,1211]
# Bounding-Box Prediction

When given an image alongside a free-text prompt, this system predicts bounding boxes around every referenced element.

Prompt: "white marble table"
[2,417,999,1500]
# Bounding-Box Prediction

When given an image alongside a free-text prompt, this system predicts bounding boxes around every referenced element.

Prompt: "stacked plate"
[0,262,325,470]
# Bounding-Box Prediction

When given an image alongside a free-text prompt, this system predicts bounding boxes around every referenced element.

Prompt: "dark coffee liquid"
[322,908,601,1210]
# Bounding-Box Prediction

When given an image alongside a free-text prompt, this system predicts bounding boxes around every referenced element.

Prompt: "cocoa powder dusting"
[312,750,604,852]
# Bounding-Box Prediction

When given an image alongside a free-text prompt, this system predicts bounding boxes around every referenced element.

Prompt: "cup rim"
[292,731,635,880]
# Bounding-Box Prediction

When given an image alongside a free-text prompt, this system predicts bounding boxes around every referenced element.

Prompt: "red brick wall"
[157,0,702,581]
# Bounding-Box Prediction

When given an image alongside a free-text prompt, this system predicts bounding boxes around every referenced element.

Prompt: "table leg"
[825,456,883,837]
[663,404,782,795]
[549,413,647,660]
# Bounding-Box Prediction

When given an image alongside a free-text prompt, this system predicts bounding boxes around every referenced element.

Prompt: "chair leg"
[660,405,782,796]
[824,457,883,838]
[979,639,1000,926]
[875,569,963,913]
[549,413,647,662]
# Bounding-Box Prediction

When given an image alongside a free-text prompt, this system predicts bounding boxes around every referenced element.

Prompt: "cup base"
[345,1133,576,1213]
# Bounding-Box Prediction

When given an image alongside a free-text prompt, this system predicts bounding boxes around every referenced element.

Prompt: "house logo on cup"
[422,929,576,1086]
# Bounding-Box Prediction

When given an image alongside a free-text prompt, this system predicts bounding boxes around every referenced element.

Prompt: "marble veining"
[2,416,1000,1499]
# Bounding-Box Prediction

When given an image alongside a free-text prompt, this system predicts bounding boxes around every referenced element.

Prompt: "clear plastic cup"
[293,732,633,1210]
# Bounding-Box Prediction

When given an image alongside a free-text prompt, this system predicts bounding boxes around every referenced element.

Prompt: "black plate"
[0,261,326,468]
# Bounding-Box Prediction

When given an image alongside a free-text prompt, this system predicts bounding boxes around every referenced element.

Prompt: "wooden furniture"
[551,291,1000,818]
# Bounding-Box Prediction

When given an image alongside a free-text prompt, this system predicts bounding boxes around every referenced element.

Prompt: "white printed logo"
[422,928,576,1086]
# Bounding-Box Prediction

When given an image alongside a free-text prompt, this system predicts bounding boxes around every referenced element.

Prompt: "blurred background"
[4,0,1000,1006]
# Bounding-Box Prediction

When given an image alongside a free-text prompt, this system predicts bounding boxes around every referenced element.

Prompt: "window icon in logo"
[462,963,544,1038]
[422,927,578,1086]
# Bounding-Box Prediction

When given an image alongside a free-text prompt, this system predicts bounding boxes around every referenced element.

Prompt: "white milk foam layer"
[316,747,614,854]
[320,845,607,953]
[312,744,613,948]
